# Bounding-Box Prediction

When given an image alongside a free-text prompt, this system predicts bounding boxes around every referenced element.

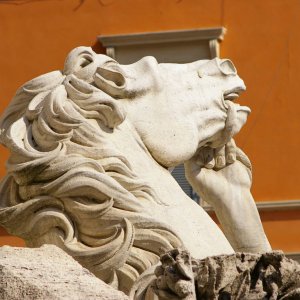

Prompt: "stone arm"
[185,141,271,253]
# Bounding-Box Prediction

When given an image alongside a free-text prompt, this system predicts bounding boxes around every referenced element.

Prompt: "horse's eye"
[102,61,123,72]
[96,66,126,87]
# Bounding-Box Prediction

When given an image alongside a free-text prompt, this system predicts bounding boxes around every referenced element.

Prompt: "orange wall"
[210,210,300,253]
[0,0,299,251]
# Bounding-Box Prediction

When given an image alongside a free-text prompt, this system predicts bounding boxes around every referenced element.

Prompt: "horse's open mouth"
[224,91,240,101]
[224,88,251,114]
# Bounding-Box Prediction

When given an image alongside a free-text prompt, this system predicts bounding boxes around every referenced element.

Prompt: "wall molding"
[256,200,300,211]
[203,200,300,212]
[286,252,300,263]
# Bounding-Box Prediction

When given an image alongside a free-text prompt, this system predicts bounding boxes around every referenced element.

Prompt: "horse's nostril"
[218,59,237,76]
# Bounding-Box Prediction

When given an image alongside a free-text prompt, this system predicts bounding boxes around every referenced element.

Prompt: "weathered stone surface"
[153,249,196,300]
[0,244,129,300]
[153,249,300,300]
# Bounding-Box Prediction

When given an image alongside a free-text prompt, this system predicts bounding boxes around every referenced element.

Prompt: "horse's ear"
[94,65,127,99]
[63,47,98,82]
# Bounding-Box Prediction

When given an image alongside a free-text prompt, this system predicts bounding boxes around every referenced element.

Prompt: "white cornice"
[98,27,226,47]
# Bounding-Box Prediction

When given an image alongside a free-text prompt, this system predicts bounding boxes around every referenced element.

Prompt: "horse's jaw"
[113,120,234,259]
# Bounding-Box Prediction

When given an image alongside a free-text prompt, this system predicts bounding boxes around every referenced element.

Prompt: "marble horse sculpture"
[0,47,271,296]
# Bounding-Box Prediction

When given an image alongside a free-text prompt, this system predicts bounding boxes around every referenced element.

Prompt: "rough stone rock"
[0,244,129,300]
[153,249,300,300]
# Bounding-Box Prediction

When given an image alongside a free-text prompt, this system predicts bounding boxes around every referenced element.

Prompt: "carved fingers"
[215,146,226,168]
[195,139,252,173]
[196,139,236,169]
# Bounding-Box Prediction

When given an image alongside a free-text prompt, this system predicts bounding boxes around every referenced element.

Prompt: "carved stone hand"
[185,140,272,253]
[184,139,252,206]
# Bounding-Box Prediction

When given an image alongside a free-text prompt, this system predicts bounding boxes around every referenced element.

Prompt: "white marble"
[0,47,271,296]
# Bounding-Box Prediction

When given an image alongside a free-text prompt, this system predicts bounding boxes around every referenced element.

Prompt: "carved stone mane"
[0,47,256,296]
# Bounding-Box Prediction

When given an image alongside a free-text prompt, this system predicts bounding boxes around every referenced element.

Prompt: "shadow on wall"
[92,40,107,54]
[0,0,117,11]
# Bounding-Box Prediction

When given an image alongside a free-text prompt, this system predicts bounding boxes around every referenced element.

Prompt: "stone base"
[0,244,129,300]
[153,249,300,300]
